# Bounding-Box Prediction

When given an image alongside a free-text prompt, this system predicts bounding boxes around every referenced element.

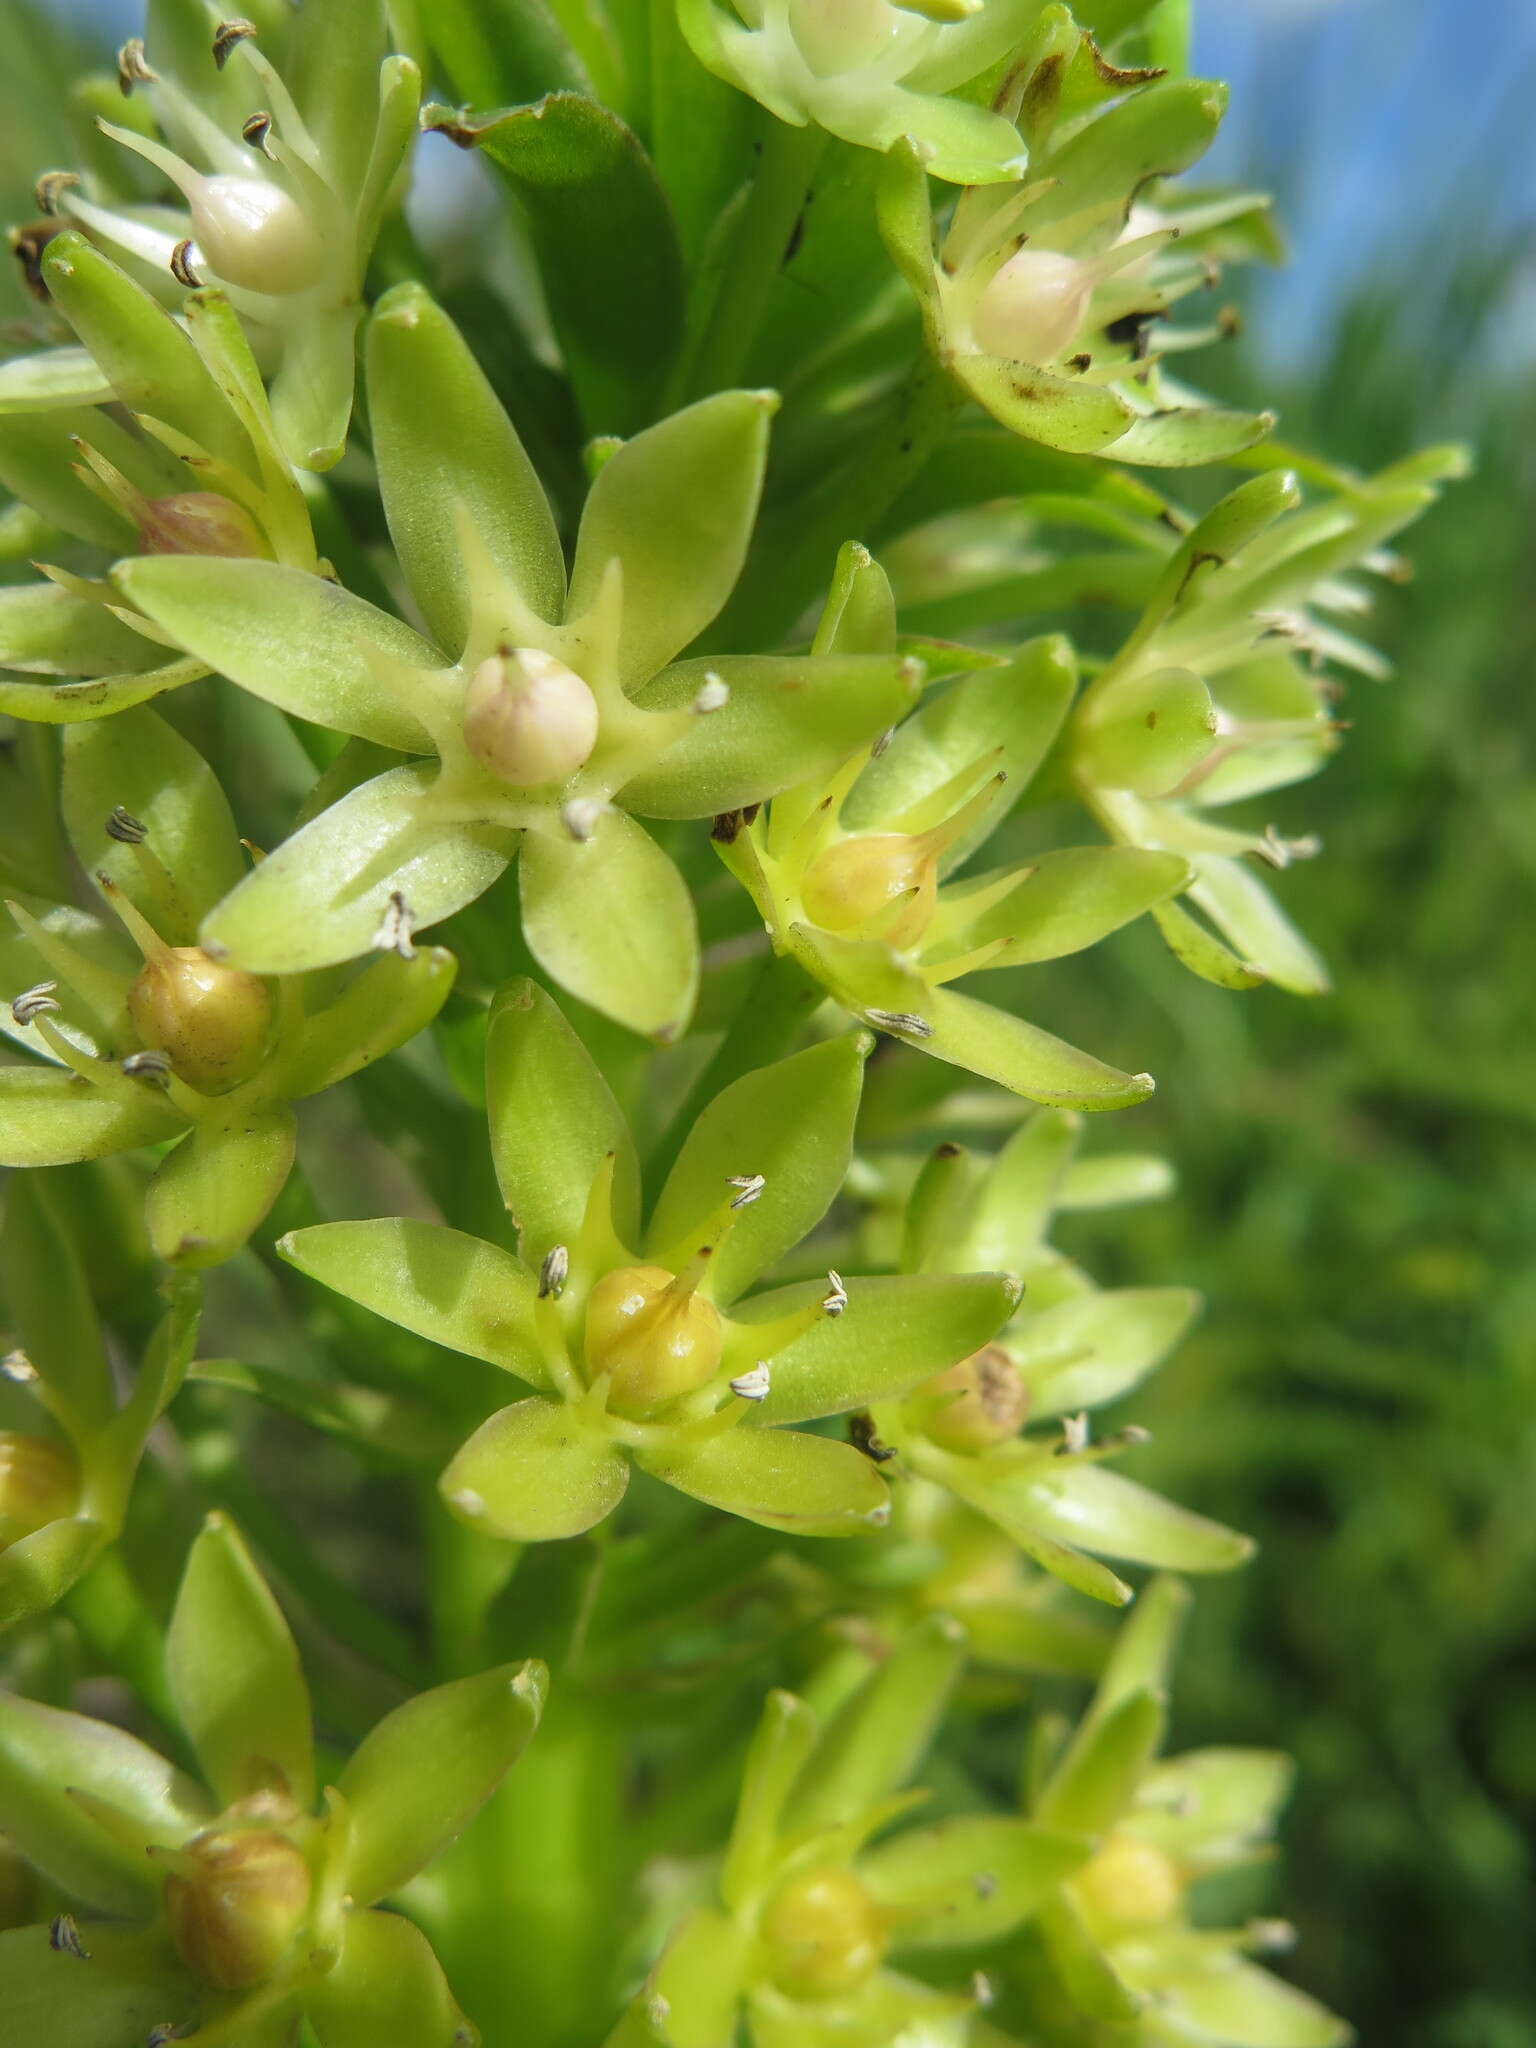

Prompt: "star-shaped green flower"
[277,979,1018,1544]
[0,1513,545,2047]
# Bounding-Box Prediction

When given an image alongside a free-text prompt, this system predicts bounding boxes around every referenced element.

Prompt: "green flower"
[715,543,1187,1105]
[0,706,454,1267]
[0,1176,199,1629]
[676,0,1040,183]
[876,10,1280,463]
[276,978,1018,1544]
[0,1514,545,2046]
[1011,1577,1349,2048]
[114,287,918,1040]
[865,1108,1252,1606]
[611,1617,1091,2047]
[39,0,419,468]
[1066,454,1466,993]
[0,270,320,726]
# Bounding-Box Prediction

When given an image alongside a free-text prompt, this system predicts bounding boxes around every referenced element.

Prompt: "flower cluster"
[0,0,1451,2042]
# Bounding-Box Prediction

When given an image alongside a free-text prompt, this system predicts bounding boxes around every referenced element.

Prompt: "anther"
[11,982,59,1026]
[726,1173,765,1209]
[105,805,148,844]
[117,38,159,93]
[560,798,605,842]
[693,673,730,714]
[241,111,275,157]
[34,170,79,216]
[972,1872,997,1899]
[538,1245,569,1300]
[822,1271,848,1317]
[1060,1412,1089,1455]
[50,1914,89,1958]
[729,1364,771,1403]
[864,1008,933,1039]
[122,1048,173,1082]
[0,1350,37,1384]
[871,726,895,757]
[212,19,258,68]
[971,1971,995,2008]
[170,240,203,289]
[1249,1918,1296,1953]
[371,891,416,960]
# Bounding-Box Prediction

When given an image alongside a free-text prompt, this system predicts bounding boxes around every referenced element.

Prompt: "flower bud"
[583,1264,723,1416]
[909,1344,1029,1454]
[801,834,937,949]
[138,492,268,559]
[1073,1831,1182,1936]
[462,649,601,790]
[970,248,1097,365]
[762,1865,887,2001]
[126,948,273,1093]
[188,176,326,296]
[788,0,907,75]
[0,1431,78,1545]
[164,1829,311,1990]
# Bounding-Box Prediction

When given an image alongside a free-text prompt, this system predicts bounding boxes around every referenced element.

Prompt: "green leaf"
[635,1425,888,1539]
[440,1398,629,1541]
[0,584,161,678]
[484,976,640,1261]
[814,542,897,658]
[41,234,252,474]
[0,1516,108,1634]
[111,557,443,752]
[0,1692,210,1916]
[0,346,113,413]
[200,764,516,974]
[366,284,565,649]
[307,1907,474,2048]
[270,302,363,472]
[1036,1893,1143,2024]
[921,984,1155,1111]
[785,1613,964,1833]
[959,355,1133,455]
[860,1816,1092,1948]
[1135,1748,1292,1860]
[145,1105,297,1271]
[1159,1959,1350,2048]
[1057,1152,1175,1210]
[938,848,1191,968]
[1029,1464,1254,1573]
[1037,1687,1164,1836]
[0,409,143,551]
[645,1907,751,2048]
[624,653,921,820]
[1153,897,1266,989]
[337,1659,546,1906]
[428,94,686,438]
[0,1066,180,1168]
[1093,1571,1188,1712]
[0,1169,113,1432]
[289,0,390,198]
[519,810,698,1042]
[747,1274,1020,1424]
[0,1925,199,2048]
[1110,402,1275,468]
[1188,855,1330,995]
[0,656,207,725]
[928,1447,1133,1606]
[62,705,245,935]
[167,1513,315,1811]
[1074,667,1217,797]
[648,1037,866,1306]
[747,1971,970,2048]
[722,1690,820,1908]
[1007,1287,1199,1415]
[279,948,458,1099]
[1029,78,1227,229]
[845,638,1077,850]
[953,1109,1082,1273]
[277,1219,546,1385]
[567,390,775,685]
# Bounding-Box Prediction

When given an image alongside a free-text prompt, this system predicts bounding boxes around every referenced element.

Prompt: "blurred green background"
[2,1,1531,2043]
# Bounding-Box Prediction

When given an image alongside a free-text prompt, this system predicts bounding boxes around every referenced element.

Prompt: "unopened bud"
[909,1344,1028,1454]
[762,1864,887,2001]
[1072,1831,1182,1936]
[165,1829,311,1989]
[462,649,600,790]
[971,248,1097,366]
[188,176,325,295]
[583,1263,723,1416]
[0,1432,79,1545]
[801,833,937,948]
[138,492,267,559]
[788,0,906,76]
[126,948,272,1093]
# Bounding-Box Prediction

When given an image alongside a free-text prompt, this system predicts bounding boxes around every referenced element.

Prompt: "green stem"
[718,349,962,649]
[63,1547,181,1744]
[422,1479,523,1679]
[680,115,827,402]
[644,947,822,1195]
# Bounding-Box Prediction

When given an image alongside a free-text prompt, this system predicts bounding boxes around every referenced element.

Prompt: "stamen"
[242,111,275,158]
[371,891,416,960]
[122,1048,174,1081]
[170,240,203,289]
[729,1363,771,1403]
[50,1914,89,1958]
[693,672,730,714]
[1059,1412,1089,1455]
[822,1270,848,1316]
[116,38,158,93]
[105,805,148,844]
[10,982,59,1027]
[561,798,606,842]
[212,19,258,69]
[33,170,79,216]
[538,1245,569,1300]
[726,1173,765,1209]
[864,1008,933,1040]
[0,1350,38,1383]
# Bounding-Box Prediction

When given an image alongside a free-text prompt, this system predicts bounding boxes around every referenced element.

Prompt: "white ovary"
[969,248,1097,364]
